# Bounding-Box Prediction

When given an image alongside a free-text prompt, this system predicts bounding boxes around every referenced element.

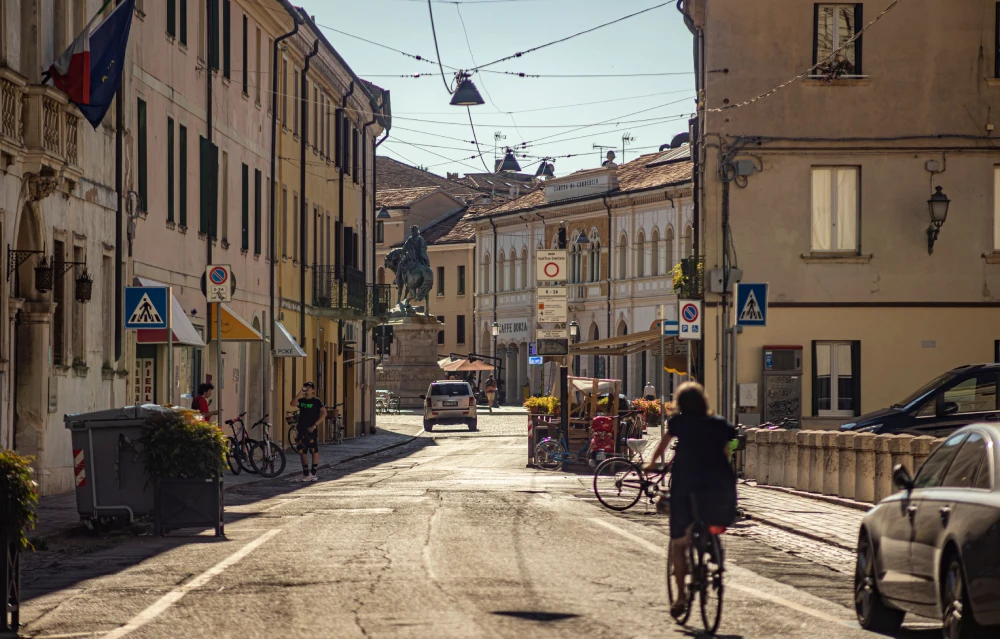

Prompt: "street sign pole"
[167,288,173,405]
[206,265,233,425]
[659,306,665,464]
[216,301,223,426]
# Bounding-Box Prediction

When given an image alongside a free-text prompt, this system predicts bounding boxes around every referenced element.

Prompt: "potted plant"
[523,396,549,415]
[0,450,37,632]
[139,410,227,537]
[815,53,855,84]
[545,396,560,416]
[632,398,669,427]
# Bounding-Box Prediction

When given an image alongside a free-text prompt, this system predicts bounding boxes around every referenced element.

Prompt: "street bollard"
[781,430,798,489]
[873,436,894,503]
[808,432,824,493]
[822,432,840,496]
[770,430,786,487]
[889,434,914,479]
[854,433,876,503]
[911,436,935,473]
[757,430,773,485]
[796,431,811,491]
[837,432,857,500]
[745,429,759,481]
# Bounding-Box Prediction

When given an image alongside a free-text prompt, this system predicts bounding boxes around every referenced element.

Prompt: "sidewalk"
[737,482,868,551]
[31,420,423,540]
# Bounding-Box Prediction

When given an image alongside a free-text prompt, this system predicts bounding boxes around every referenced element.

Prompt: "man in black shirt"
[289,382,327,481]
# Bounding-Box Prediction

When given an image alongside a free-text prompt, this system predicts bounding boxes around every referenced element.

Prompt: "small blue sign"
[528,355,543,365]
[529,342,537,356]
[661,320,679,336]
[736,283,768,327]
[765,351,773,370]
[124,286,170,330]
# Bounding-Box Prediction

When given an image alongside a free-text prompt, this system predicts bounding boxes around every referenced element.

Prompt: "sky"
[300,0,696,179]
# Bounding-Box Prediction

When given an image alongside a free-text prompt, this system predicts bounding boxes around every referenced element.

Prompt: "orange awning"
[209,304,262,341]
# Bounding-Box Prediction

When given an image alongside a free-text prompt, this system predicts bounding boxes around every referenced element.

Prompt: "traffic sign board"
[661,320,679,336]
[124,286,170,329]
[536,250,567,283]
[678,300,702,341]
[736,283,768,327]
[537,298,567,323]
[528,355,543,365]
[537,327,567,339]
[537,286,567,298]
[205,264,233,302]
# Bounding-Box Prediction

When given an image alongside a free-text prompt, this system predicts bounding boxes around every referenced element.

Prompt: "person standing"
[484,375,497,413]
[289,382,327,481]
[644,380,656,401]
[192,383,219,419]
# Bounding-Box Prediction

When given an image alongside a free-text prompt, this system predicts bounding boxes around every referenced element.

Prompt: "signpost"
[736,283,768,327]
[678,299,701,381]
[206,265,233,425]
[125,286,171,404]
[535,250,567,283]
[537,298,568,323]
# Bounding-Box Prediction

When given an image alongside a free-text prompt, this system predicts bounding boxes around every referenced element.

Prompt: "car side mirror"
[938,401,959,417]
[419,394,426,400]
[892,464,914,491]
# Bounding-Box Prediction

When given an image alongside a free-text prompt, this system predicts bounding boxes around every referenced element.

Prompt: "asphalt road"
[17,413,941,638]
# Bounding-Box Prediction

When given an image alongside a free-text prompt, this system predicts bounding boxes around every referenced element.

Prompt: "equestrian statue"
[384,225,434,316]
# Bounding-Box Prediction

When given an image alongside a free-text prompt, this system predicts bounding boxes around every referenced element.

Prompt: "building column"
[14,301,56,489]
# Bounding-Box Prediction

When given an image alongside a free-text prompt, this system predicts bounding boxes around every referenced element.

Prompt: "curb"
[747,482,874,512]
[741,511,858,552]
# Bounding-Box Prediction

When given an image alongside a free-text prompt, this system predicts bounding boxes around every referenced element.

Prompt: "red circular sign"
[543,262,560,278]
[682,303,699,323]
[209,267,228,285]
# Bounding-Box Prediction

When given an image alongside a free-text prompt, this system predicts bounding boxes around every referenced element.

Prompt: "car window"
[942,432,987,488]
[942,374,998,414]
[914,433,968,489]
[898,371,956,408]
[974,452,993,490]
[430,383,471,397]
[915,397,936,418]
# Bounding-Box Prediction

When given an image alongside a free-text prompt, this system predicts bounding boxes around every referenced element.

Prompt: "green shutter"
[241,14,248,93]
[241,163,249,250]
[179,125,187,227]
[222,0,231,78]
[137,98,147,208]
[210,0,220,71]
[167,117,174,222]
[199,136,218,236]
[254,169,262,255]
[167,0,176,37]
[179,0,187,45]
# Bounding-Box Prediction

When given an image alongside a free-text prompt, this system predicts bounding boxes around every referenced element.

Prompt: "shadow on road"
[19,436,436,606]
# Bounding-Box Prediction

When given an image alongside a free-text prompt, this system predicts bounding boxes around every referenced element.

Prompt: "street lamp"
[450,73,485,107]
[926,186,951,254]
[569,320,579,339]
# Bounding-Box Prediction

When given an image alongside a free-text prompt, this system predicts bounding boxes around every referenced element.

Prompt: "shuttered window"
[167,0,176,37]
[210,0,220,71]
[241,13,247,93]
[199,136,219,237]
[222,0,231,78]
[179,125,188,227]
[137,98,147,208]
[179,0,187,45]
[241,163,249,251]
[167,117,175,222]
[254,169,262,255]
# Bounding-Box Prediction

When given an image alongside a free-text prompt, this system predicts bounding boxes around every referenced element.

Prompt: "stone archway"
[11,201,54,473]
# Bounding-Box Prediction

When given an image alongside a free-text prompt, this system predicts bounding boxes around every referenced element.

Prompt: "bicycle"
[667,495,726,635]
[285,411,300,451]
[534,425,600,471]
[592,440,672,511]
[616,410,646,458]
[329,403,345,444]
[224,413,258,476]
[248,414,286,477]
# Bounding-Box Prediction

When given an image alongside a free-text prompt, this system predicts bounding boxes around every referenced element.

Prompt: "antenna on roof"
[621,133,635,163]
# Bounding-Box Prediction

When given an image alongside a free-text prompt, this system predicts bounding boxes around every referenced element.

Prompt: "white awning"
[134,277,206,348]
[273,321,306,357]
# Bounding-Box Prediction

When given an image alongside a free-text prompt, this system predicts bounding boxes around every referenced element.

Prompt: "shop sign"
[134,357,155,404]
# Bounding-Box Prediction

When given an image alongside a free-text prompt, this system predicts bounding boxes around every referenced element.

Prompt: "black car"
[840,364,1000,438]
[855,424,1000,637]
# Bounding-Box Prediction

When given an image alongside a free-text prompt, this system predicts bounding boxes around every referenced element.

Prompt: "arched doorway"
[249,316,263,424]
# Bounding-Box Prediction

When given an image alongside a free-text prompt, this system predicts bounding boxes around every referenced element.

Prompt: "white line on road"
[101,529,282,638]
[587,517,852,627]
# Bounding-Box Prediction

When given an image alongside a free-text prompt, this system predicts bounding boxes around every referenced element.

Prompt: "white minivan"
[420,380,478,432]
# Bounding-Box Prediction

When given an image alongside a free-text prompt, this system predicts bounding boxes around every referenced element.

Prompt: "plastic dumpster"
[63,404,173,527]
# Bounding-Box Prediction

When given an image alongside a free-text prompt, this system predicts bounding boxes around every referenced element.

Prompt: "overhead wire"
[426,0,455,93]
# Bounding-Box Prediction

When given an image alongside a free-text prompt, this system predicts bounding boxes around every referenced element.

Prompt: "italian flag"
[48,0,114,105]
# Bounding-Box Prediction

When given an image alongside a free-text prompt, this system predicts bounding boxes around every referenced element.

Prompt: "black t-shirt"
[296,397,325,431]
[668,413,736,493]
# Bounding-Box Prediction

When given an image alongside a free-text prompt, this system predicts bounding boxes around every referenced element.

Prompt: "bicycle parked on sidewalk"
[249,414,286,477]
[329,403,345,445]
[668,495,726,635]
[592,440,672,511]
[225,413,258,476]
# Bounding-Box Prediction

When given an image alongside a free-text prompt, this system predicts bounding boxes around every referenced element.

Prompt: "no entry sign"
[535,250,567,283]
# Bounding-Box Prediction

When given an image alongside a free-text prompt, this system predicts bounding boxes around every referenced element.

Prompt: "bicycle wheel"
[593,458,644,511]
[237,439,258,474]
[225,437,241,475]
[286,425,299,451]
[667,538,694,625]
[251,441,286,478]
[534,439,565,471]
[333,425,344,445]
[698,531,724,635]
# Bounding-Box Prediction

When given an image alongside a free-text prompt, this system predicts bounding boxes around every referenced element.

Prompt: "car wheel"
[855,531,905,633]
[423,419,433,432]
[942,552,979,639]
[468,421,478,431]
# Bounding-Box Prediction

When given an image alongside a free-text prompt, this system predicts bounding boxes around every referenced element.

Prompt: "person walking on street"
[484,375,497,413]
[645,382,738,619]
[192,383,219,419]
[643,381,656,401]
[289,382,327,481]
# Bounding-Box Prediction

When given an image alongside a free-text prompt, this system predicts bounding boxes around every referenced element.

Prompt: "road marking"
[587,517,851,626]
[32,633,101,639]
[102,529,282,638]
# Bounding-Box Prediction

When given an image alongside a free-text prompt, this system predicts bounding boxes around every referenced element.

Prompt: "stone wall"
[743,429,945,504]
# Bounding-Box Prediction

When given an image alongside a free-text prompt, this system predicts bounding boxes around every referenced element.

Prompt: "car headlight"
[856,424,882,433]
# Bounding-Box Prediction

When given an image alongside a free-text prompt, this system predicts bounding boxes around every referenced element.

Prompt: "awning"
[441,358,494,372]
[568,328,689,375]
[134,277,206,347]
[209,304,262,341]
[273,321,306,357]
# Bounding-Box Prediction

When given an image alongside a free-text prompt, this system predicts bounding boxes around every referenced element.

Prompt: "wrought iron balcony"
[313,267,391,320]
[368,284,392,319]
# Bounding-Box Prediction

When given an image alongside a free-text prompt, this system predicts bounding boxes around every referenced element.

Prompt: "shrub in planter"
[523,396,549,414]
[139,411,227,536]
[0,450,38,549]
[632,398,671,426]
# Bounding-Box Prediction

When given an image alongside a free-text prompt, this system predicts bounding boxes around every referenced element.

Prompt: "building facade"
[682,0,1000,426]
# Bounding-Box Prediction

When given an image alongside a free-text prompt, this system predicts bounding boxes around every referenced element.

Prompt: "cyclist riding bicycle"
[645,381,738,618]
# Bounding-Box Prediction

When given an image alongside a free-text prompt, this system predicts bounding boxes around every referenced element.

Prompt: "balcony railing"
[368,284,392,319]
[313,267,391,319]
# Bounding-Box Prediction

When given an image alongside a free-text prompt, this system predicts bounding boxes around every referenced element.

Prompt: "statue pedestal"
[375,315,444,409]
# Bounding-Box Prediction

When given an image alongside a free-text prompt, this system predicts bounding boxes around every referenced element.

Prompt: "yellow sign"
[209,304,262,341]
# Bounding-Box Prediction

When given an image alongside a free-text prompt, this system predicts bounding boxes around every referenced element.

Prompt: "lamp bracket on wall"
[53,260,87,278]
[7,244,43,281]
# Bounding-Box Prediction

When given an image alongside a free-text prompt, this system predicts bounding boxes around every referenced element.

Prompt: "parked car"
[840,364,1000,438]
[854,423,1000,637]
[421,381,478,432]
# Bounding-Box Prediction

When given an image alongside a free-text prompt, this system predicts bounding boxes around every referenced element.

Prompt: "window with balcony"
[812,340,860,417]
[811,166,859,252]
[813,4,862,76]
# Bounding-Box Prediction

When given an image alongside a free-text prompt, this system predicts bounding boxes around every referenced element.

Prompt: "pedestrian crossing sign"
[124,286,170,329]
[736,283,768,327]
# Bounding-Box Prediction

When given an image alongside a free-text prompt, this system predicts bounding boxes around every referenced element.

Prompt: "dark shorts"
[295,427,319,454]
[669,489,738,540]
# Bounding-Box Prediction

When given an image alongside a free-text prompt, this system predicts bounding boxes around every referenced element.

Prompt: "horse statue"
[384,247,434,315]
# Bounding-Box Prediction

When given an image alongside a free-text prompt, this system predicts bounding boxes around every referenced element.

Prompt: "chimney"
[509,184,520,199]
[447,172,458,180]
